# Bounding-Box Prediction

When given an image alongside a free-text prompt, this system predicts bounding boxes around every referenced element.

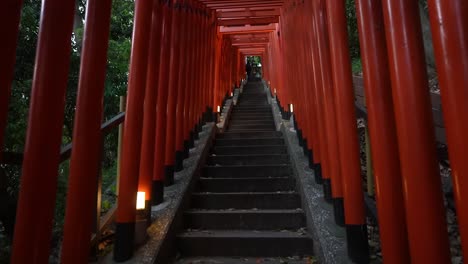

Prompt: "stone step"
[190,192,301,210]
[177,230,313,257]
[197,177,295,193]
[175,256,314,264]
[234,105,271,109]
[203,165,292,178]
[228,124,276,130]
[229,115,274,121]
[217,131,283,139]
[208,154,290,166]
[183,209,306,230]
[230,115,273,119]
[232,109,272,113]
[229,120,273,126]
[215,138,284,146]
[213,145,287,155]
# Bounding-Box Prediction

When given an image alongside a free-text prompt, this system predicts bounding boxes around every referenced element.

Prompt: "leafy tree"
[1,0,134,262]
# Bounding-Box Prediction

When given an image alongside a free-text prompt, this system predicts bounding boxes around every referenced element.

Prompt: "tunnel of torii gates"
[0,0,467,263]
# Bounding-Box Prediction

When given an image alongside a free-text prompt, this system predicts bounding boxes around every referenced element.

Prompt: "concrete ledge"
[267,82,352,264]
[262,81,284,132]
[217,88,239,133]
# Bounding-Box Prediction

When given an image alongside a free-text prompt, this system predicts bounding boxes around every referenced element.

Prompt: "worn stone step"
[208,154,290,166]
[215,138,284,146]
[183,209,306,230]
[229,120,273,126]
[234,105,271,109]
[230,114,273,118]
[197,177,295,192]
[217,131,283,139]
[174,256,314,264]
[177,230,313,257]
[190,192,301,209]
[229,115,274,121]
[228,124,275,130]
[232,109,272,114]
[203,165,291,178]
[213,145,287,155]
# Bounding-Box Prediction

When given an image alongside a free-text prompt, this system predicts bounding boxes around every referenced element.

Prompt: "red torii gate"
[1,0,467,263]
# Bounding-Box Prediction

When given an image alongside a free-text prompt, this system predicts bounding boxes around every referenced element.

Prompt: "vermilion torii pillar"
[192,4,203,138]
[201,10,210,123]
[381,0,451,262]
[175,0,191,172]
[0,0,23,161]
[305,0,326,184]
[427,0,468,258]
[114,0,153,261]
[153,0,174,205]
[11,0,75,262]
[312,0,343,212]
[325,0,368,262]
[60,0,113,262]
[355,0,410,262]
[164,0,183,186]
[185,1,199,149]
[301,0,321,179]
[181,0,194,158]
[139,0,163,212]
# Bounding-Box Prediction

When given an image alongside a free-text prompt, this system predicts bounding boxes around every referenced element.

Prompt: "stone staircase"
[174,81,314,263]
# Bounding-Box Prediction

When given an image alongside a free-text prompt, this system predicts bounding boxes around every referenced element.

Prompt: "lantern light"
[217,105,221,113]
[290,104,294,113]
[136,192,146,210]
[230,92,233,97]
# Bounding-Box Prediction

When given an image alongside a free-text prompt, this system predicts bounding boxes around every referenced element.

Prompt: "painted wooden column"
[381,0,451,262]
[192,4,202,137]
[212,31,222,115]
[427,0,468,258]
[354,0,410,262]
[182,0,195,156]
[325,0,368,261]
[307,2,326,184]
[153,0,174,205]
[11,0,75,262]
[0,0,23,160]
[201,10,210,122]
[138,0,163,214]
[114,0,153,261]
[60,0,113,262]
[174,0,190,172]
[312,0,343,214]
[207,11,217,120]
[185,1,198,149]
[300,1,319,172]
[164,0,183,186]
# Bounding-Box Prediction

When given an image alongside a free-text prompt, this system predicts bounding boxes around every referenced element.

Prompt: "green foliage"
[247,56,262,66]
[1,0,134,261]
[351,58,363,74]
[346,0,361,61]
